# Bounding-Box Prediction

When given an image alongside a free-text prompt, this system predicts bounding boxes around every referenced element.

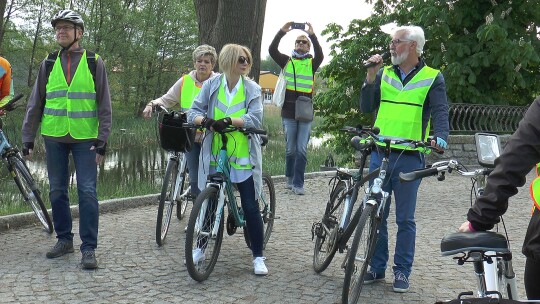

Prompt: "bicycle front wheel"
[185,186,224,282]
[9,155,53,233]
[243,172,276,250]
[313,180,347,273]
[156,157,178,246]
[342,203,378,304]
[175,154,189,220]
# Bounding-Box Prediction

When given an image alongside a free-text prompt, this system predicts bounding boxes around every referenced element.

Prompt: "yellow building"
[259,71,279,103]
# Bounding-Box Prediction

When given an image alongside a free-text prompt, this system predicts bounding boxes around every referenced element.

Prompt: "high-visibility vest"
[42,51,98,139]
[180,75,201,111]
[375,65,439,152]
[284,58,314,93]
[210,80,251,170]
[530,164,540,211]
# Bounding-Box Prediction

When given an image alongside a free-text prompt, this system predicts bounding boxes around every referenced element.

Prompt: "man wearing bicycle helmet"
[459,96,540,300]
[0,56,14,116]
[22,9,112,270]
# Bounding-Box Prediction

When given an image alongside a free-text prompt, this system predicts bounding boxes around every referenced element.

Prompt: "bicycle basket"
[158,111,195,152]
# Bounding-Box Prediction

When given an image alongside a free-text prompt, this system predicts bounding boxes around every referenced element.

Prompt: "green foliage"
[316,0,540,153]
[260,55,280,75]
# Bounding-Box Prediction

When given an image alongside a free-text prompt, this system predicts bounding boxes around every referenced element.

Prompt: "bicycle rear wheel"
[156,157,178,246]
[175,155,189,220]
[342,203,378,304]
[185,186,224,282]
[313,180,347,273]
[243,172,276,250]
[9,155,53,233]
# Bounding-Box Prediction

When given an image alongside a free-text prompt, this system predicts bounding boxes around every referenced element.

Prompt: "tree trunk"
[194,0,267,83]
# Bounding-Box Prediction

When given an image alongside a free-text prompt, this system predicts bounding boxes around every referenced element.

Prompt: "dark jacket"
[360,59,449,142]
[268,30,324,119]
[467,96,540,259]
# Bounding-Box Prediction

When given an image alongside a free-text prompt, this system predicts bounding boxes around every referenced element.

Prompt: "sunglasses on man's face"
[238,56,250,64]
[296,40,309,45]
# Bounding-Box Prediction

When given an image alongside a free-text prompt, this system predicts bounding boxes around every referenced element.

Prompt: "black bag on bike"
[158,111,195,152]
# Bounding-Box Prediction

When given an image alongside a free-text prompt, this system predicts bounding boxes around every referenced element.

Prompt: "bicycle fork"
[195,183,226,238]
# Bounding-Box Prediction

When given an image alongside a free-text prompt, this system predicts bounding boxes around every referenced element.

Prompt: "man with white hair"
[360,25,449,292]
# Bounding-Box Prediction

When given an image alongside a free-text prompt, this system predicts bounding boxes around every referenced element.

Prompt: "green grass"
[1,103,350,215]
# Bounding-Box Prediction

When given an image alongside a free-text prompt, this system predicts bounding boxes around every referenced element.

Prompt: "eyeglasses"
[54,25,76,32]
[296,40,309,45]
[238,56,250,65]
[390,39,412,46]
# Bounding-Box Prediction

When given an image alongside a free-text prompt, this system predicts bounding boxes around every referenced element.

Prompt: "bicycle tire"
[185,186,224,282]
[342,203,378,304]
[9,155,53,233]
[175,154,189,220]
[243,172,276,250]
[313,180,347,273]
[155,158,178,246]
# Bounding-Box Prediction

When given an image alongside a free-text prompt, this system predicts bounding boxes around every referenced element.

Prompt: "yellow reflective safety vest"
[375,65,439,152]
[180,75,201,111]
[530,163,540,211]
[210,80,251,170]
[42,51,98,139]
[284,58,314,93]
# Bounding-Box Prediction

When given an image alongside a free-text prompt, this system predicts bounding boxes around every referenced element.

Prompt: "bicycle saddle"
[440,231,509,256]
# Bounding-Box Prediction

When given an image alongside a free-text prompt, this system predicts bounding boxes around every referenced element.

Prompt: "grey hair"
[192,44,218,65]
[393,25,426,56]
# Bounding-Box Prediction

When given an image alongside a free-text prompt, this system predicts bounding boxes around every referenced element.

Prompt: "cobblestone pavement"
[0,171,534,303]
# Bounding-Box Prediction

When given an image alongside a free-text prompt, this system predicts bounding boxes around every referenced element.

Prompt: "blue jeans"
[44,139,99,252]
[282,118,312,188]
[368,150,424,278]
[185,142,201,195]
[235,176,264,257]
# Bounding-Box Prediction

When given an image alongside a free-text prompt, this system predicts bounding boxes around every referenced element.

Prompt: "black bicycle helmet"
[51,10,84,30]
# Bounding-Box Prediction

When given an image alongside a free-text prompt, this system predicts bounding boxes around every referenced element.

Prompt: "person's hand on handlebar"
[430,136,448,152]
[142,101,154,119]
[458,220,474,232]
[211,117,233,133]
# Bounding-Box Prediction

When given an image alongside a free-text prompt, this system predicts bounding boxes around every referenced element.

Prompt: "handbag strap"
[289,58,299,98]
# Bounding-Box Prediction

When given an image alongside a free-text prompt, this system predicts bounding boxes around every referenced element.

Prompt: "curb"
[0,171,338,232]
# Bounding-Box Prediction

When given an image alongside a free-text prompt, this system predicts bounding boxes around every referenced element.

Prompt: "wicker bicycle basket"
[158,111,195,153]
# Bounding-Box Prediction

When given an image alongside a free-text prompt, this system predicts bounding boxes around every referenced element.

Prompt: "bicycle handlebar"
[183,123,267,136]
[399,159,492,182]
[0,93,24,112]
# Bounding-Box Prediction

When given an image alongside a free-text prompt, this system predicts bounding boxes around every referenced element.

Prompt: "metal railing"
[449,103,529,134]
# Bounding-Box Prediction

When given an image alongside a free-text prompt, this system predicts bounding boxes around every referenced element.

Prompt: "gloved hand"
[22,142,34,156]
[435,137,448,149]
[91,140,107,156]
[201,117,215,130]
[211,117,232,133]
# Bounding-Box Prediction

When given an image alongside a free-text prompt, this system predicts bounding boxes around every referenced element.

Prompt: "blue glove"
[436,137,448,149]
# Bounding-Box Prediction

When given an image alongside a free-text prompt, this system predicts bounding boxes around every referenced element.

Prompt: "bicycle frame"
[168,151,191,203]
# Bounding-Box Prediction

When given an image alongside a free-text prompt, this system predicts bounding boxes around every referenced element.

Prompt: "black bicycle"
[0,94,53,233]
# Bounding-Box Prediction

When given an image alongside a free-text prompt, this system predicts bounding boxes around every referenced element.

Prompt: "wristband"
[468,222,476,232]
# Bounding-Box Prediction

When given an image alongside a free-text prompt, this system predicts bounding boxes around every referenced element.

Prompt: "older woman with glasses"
[187,44,268,275]
[143,44,218,197]
[269,21,324,195]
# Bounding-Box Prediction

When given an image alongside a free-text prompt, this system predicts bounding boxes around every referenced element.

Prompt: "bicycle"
[312,127,376,274]
[184,125,276,282]
[154,106,198,246]
[317,126,437,304]
[0,93,53,233]
[400,133,521,301]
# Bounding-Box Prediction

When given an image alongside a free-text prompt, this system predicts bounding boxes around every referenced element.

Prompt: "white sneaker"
[184,248,206,265]
[253,257,268,276]
[192,248,205,264]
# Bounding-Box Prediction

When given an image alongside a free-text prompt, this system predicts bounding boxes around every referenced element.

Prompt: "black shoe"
[46,240,74,259]
[81,251,98,269]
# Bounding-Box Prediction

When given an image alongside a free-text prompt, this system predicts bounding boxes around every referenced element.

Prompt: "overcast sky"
[260,0,373,66]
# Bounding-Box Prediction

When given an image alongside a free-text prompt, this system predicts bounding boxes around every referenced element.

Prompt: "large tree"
[194,0,267,82]
[314,0,540,151]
